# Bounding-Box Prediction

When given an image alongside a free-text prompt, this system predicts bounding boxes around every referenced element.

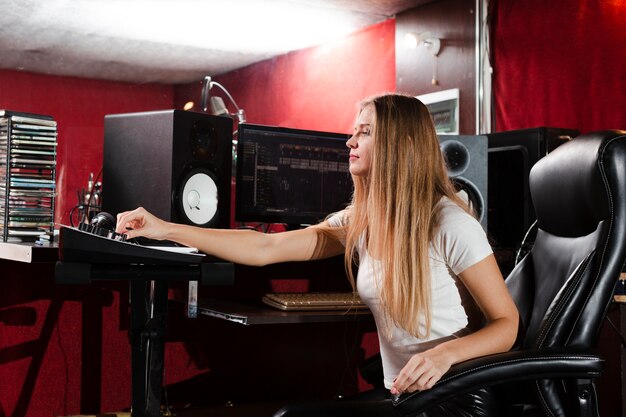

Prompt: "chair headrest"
[529,130,626,237]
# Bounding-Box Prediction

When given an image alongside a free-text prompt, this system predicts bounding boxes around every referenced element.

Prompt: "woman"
[116,93,518,416]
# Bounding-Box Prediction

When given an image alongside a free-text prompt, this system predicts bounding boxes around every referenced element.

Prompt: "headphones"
[90,211,116,232]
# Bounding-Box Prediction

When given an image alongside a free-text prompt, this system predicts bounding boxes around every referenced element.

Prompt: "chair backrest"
[504,130,626,413]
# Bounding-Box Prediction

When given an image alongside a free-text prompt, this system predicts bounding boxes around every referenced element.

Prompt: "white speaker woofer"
[180,171,218,225]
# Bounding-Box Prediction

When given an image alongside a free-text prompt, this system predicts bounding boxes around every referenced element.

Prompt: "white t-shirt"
[327,198,493,388]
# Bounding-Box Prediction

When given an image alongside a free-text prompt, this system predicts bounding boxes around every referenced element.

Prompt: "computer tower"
[102,109,233,229]
[439,135,488,230]
[487,127,579,252]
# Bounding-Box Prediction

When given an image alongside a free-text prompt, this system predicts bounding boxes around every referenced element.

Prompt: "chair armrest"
[392,347,604,415]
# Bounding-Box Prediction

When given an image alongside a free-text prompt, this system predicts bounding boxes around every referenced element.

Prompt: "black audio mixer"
[58,222,205,265]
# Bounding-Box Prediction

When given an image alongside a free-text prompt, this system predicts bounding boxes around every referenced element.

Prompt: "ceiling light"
[63,0,362,54]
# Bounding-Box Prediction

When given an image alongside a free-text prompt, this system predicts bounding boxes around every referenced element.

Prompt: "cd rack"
[0,110,57,242]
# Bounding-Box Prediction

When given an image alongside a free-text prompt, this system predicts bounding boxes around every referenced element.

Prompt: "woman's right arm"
[115,207,344,266]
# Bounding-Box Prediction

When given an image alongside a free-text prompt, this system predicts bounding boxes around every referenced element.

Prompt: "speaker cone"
[178,168,219,226]
[440,140,470,177]
[452,177,484,223]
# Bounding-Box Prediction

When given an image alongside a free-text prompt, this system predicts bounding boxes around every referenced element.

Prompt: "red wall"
[0,71,174,226]
[177,20,396,135]
[0,19,395,417]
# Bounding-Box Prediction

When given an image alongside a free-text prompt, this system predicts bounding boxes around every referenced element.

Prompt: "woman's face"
[347,104,375,177]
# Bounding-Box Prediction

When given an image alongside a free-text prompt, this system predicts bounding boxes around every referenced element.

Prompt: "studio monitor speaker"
[487,127,579,251]
[438,135,488,230]
[102,109,233,229]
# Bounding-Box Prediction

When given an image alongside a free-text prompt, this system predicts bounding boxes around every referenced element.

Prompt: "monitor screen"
[235,123,352,227]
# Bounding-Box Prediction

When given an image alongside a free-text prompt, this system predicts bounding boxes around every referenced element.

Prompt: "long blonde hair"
[343,93,469,338]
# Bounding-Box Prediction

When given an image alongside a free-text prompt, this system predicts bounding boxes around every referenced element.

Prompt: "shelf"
[0,111,58,242]
[0,241,57,263]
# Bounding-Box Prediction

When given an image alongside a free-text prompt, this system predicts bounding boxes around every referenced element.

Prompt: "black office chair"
[394,129,626,416]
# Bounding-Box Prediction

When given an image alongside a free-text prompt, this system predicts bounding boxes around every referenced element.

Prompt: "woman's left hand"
[389,254,519,397]
[389,347,453,395]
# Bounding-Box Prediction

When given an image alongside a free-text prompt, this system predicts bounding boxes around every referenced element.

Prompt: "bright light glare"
[52,0,363,54]
[404,33,419,49]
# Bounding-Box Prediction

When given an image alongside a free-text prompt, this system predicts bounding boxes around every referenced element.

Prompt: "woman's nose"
[346,134,357,148]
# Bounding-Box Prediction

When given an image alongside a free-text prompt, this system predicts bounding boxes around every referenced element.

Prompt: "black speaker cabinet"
[487,127,579,251]
[438,135,488,230]
[102,109,233,229]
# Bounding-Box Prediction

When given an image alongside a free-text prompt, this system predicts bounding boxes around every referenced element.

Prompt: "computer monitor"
[235,123,352,227]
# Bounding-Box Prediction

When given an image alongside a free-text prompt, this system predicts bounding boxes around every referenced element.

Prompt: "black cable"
[68,204,82,227]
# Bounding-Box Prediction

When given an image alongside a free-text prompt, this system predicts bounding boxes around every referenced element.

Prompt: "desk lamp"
[201,75,246,124]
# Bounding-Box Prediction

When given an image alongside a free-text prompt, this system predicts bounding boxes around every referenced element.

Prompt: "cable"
[211,81,242,113]
[68,204,82,227]
[515,220,538,265]
[202,77,246,123]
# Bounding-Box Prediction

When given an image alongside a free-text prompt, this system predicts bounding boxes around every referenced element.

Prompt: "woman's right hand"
[115,207,171,241]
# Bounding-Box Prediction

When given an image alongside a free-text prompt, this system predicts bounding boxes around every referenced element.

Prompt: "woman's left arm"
[391,254,519,394]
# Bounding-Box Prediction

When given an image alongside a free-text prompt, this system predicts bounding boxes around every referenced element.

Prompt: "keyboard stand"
[131,277,166,417]
[55,262,233,417]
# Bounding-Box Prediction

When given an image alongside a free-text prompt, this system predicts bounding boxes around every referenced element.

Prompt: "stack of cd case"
[0,110,57,242]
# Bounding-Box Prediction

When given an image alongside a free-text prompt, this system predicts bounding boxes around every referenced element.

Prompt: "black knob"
[90,212,116,232]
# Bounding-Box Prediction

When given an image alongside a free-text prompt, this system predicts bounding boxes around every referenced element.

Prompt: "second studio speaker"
[438,135,488,230]
[102,109,233,229]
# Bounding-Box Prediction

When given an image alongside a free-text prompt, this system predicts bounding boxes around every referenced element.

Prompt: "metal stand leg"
[54,261,234,417]
[130,280,168,417]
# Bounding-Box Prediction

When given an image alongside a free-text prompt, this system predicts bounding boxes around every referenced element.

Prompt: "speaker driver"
[440,140,470,177]
[452,177,485,223]
[190,119,219,162]
[179,169,219,226]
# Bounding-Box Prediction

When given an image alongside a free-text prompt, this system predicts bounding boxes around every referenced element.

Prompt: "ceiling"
[0,0,430,85]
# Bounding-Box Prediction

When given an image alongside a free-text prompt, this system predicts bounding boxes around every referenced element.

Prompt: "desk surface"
[0,241,58,263]
[196,298,372,326]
